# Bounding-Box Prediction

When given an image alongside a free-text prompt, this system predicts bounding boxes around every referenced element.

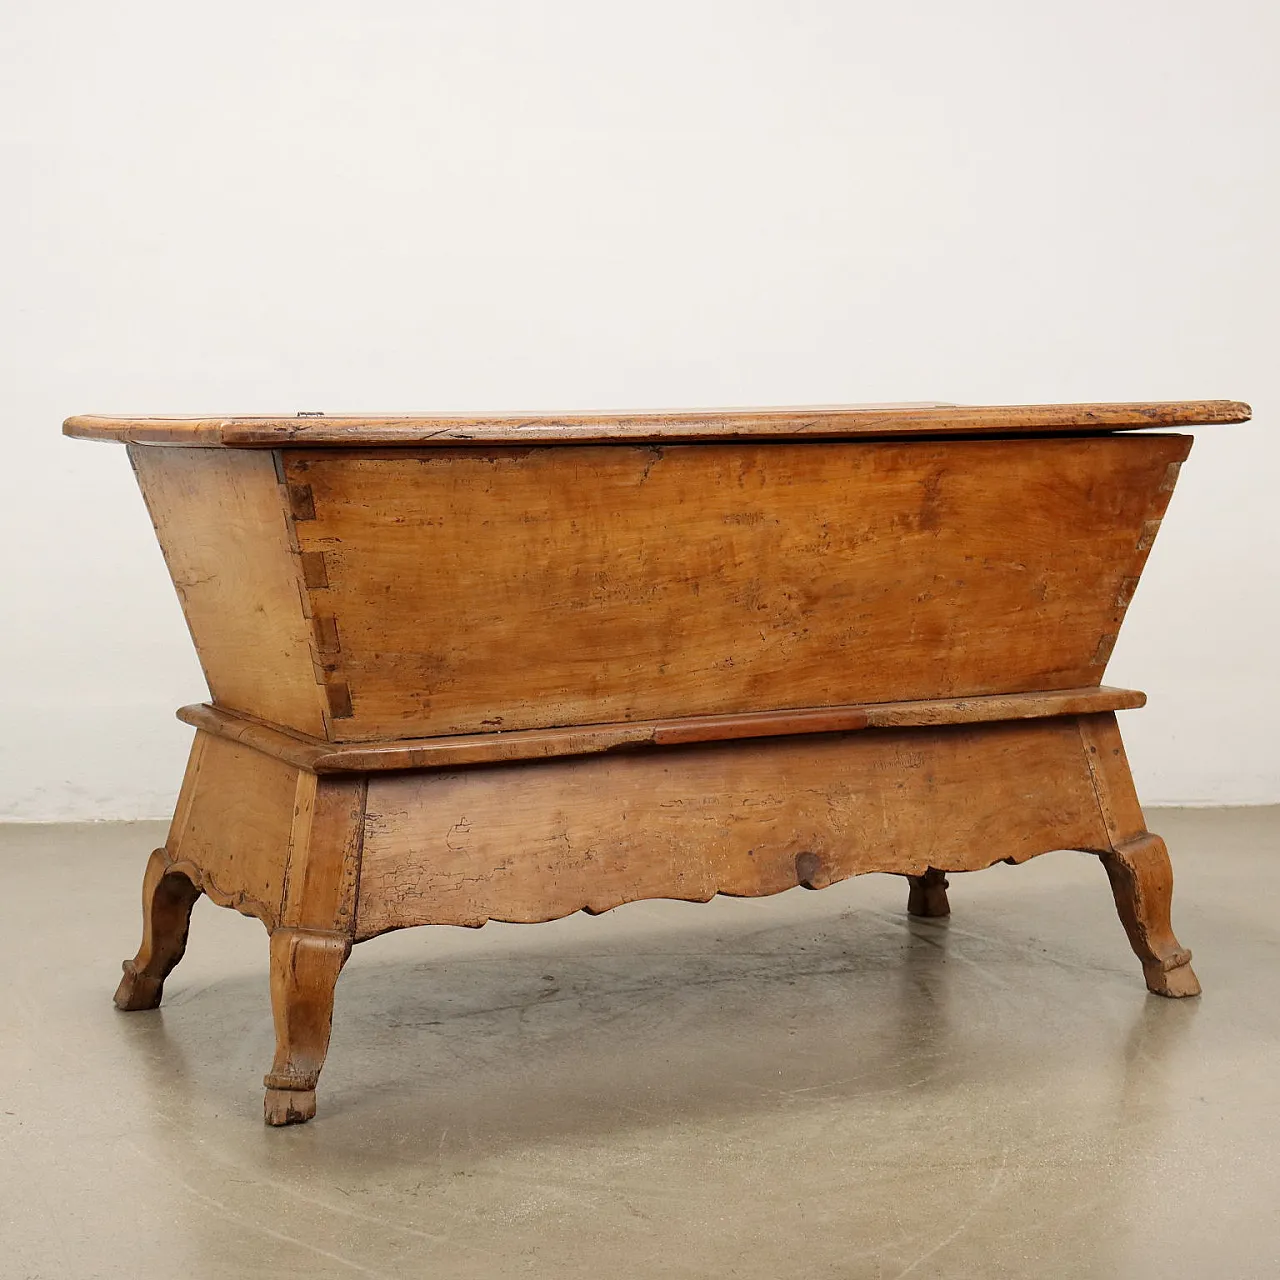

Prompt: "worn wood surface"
[85,401,1223,1124]
[355,718,1112,938]
[175,686,1148,772]
[115,732,369,1123]
[129,445,330,736]
[1078,712,1199,997]
[1101,833,1200,998]
[162,733,300,928]
[64,399,1250,446]
[152,731,368,933]
[278,775,366,935]
[1078,711,1149,845]
[287,436,1188,741]
[113,848,203,1011]
[112,708,1200,1124]
[264,929,350,1126]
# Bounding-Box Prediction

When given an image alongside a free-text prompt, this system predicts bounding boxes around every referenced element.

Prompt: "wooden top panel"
[64,400,1249,447]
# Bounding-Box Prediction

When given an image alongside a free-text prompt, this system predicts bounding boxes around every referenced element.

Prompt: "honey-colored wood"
[279,775,366,934]
[354,718,1111,938]
[114,733,368,1123]
[174,686,1148,772]
[264,929,350,1126]
[1100,834,1201,998]
[1078,712,1199,996]
[269,776,367,1118]
[64,399,1250,447]
[287,436,1188,740]
[861,688,1147,728]
[128,446,329,736]
[1078,711,1149,844]
[113,848,203,1011]
[83,399,1232,1124]
[161,732,300,928]
[112,705,1196,1122]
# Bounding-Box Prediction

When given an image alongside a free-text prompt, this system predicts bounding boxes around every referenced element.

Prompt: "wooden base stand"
[114,700,1198,1125]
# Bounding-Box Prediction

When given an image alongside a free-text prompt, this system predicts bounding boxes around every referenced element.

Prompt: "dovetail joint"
[313,615,341,655]
[326,682,354,719]
[1136,519,1162,552]
[300,551,330,589]
[288,483,316,522]
[1115,576,1139,609]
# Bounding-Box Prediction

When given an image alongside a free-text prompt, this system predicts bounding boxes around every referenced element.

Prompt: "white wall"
[2,1,1276,820]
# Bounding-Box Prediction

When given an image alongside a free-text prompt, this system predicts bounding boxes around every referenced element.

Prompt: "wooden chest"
[65,399,1248,1124]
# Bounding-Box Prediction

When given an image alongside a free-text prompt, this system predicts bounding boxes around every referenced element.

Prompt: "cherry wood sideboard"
[65,400,1250,1125]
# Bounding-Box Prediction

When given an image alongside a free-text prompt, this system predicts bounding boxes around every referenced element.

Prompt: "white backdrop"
[2,1,1276,820]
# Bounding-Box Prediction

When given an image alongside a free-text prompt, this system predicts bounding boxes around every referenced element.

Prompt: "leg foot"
[907,868,950,918]
[264,929,349,1126]
[264,1087,317,1126]
[114,849,202,1011]
[1100,833,1201,998]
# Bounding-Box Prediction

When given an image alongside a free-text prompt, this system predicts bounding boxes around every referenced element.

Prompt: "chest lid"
[64,400,1249,447]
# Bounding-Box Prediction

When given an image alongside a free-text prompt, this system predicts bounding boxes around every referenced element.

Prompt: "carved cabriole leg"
[906,868,950,918]
[264,929,351,1125]
[114,848,203,1010]
[1078,712,1200,998]
[264,773,366,1126]
[1100,833,1200,998]
[128,728,366,1124]
[115,736,209,1012]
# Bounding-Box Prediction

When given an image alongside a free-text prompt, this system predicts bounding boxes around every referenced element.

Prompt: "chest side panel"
[129,445,329,736]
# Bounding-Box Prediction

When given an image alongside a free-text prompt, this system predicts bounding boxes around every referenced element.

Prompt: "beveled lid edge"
[64,400,1251,447]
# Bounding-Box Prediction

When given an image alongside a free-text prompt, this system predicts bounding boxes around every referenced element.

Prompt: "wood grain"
[175,687,1148,772]
[1100,833,1200,998]
[112,848,203,1011]
[65,399,1250,446]
[278,776,366,934]
[354,718,1112,939]
[128,445,329,736]
[264,929,350,1125]
[287,436,1189,740]
[163,732,300,928]
[77,398,1224,1124]
[1075,712,1200,997]
[1078,711,1149,845]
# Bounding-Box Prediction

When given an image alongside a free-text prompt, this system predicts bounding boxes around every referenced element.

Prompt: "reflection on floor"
[2,808,1277,1278]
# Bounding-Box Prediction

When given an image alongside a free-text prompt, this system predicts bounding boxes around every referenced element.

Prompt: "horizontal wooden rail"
[177,686,1146,773]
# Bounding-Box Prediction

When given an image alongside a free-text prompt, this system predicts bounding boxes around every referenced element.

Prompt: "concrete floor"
[2,809,1278,1279]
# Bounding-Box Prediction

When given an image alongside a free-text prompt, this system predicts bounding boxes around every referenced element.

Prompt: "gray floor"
[2,809,1278,1279]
